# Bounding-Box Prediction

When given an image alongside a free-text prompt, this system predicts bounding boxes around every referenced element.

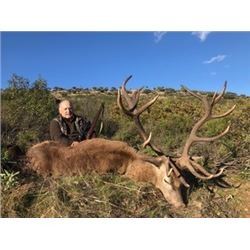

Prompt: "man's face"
[59,101,73,119]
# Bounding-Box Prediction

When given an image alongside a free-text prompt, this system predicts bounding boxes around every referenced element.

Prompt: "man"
[50,100,94,146]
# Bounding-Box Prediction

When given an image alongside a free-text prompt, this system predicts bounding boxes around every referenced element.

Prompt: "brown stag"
[27,75,235,208]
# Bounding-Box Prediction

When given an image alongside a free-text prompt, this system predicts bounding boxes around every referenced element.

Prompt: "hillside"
[1,88,250,217]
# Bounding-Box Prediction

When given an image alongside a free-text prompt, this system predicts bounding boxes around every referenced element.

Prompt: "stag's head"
[135,155,185,208]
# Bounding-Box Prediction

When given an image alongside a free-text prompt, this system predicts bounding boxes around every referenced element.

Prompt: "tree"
[31,77,48,90]
[8,74,29,89]
[142,88,152,94]
[1,74,57,149]
[110,87,117,92]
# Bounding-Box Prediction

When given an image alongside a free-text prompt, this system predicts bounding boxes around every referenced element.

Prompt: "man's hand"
[71,141,80,147]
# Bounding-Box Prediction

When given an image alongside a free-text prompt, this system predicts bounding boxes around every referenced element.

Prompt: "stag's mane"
[27,138,138,177]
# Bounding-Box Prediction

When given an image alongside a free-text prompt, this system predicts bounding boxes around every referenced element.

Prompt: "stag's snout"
[162,187,185,208]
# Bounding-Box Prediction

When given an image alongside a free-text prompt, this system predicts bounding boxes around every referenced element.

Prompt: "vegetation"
[1,74,57,150]
[1,74,250,217]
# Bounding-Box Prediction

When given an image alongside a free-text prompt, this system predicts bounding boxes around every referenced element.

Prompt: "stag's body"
[28,138,137,176]
[27,138,184,207]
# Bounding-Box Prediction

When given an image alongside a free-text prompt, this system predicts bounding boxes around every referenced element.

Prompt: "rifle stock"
[86,103,104,139]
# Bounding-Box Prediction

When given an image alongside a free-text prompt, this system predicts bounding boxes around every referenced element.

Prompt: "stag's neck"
[125,161,158,185]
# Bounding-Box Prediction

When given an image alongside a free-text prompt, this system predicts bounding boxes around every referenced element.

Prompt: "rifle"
[86,102,105,139]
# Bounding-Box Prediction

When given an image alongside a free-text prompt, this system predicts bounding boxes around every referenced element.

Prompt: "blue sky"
[1,32,250,95]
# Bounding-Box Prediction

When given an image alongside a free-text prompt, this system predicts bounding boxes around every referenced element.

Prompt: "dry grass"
[1,165,248,218]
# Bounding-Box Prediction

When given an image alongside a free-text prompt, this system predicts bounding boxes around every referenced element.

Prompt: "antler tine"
[211,82,228,107]
[195,124,231,143]
[117,89,133,117]
[133,111,164,156]
[123,75,133,85]
[142,132,152,148]
[181,85,203,101]
[191,160,228,179]
[211,104,236,119]
[129,89,143,112]
[182,85,214,116]
[121,75,141,112]
[121,75,133,107]
[181,159,227,180]
[211,91,218,106]
[214,81,227,104]
[136,95,159,116]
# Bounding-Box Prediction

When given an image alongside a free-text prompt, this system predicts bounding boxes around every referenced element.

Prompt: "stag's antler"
[118,75,190,187]
[117,75,161,154]
[177,82,236,180]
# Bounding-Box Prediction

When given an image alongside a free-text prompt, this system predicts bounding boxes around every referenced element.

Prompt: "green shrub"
[1,74,57,150]
[0,170,20,191]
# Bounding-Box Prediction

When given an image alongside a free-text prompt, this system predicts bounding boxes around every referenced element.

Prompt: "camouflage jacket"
[49,114,91,146]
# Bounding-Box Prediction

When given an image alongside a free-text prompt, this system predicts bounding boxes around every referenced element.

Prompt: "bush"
[1,74,57,150]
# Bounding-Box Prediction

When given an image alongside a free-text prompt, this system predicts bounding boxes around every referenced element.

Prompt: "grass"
[1,166,248,218]
[1,91,250,218]
[1,173,175,218]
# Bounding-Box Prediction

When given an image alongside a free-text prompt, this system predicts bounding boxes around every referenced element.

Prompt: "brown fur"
[28,139,138,176]
[27,138,184,208]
